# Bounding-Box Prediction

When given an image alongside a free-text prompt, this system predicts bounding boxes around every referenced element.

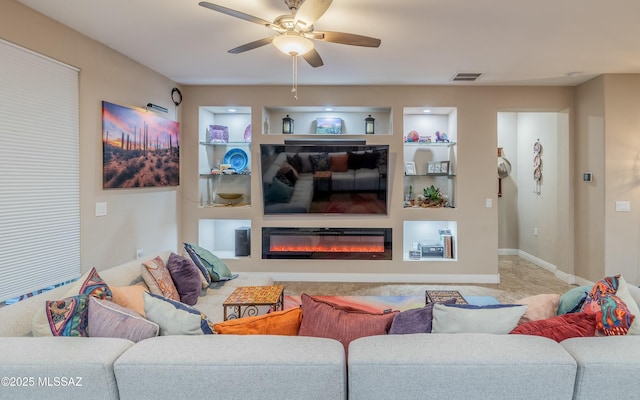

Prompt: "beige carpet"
[278,255,576,304]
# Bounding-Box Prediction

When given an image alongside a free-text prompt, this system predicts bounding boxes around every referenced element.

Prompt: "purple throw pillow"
[166,252,202,306]
[389,299,456,334]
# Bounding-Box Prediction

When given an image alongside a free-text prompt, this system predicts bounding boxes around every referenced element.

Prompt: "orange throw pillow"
[110,284,149,317]
[214,307,302,335]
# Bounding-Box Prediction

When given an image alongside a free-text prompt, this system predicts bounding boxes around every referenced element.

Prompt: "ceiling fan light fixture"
[272,33,314,56]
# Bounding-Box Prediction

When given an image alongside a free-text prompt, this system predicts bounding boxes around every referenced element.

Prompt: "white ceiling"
[16,0,640,86]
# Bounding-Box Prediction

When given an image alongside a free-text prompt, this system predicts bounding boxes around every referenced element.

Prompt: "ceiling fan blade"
[294,0,333,26]
[228,37,275,54]
[199,1,273,27]
[314,31,381,47]
[303,49,324,68]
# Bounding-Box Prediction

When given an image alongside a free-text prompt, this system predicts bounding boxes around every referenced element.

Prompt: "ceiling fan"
[198,0,381,68]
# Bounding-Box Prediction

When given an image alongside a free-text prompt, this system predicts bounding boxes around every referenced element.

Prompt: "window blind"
[0,39,80,302]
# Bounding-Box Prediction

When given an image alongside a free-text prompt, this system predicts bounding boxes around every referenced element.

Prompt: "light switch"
[615,201,630,212]
[95,202,107,216]
[485,198,492,208]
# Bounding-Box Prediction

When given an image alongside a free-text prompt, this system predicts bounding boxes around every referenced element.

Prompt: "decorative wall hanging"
[533,139,542,195]
[102,101,180,189]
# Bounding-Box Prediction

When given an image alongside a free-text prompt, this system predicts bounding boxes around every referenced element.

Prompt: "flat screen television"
[260,142,388,215]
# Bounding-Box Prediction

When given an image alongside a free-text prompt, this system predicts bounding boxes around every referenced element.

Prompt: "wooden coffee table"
[223,285,284,320]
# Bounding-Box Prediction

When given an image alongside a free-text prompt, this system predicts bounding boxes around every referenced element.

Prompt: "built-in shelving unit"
[198,106,252,207]
[401,107,458,262]
[262,106,392,135]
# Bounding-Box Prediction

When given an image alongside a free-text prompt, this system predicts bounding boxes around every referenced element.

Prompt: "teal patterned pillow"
[46,295,89,336]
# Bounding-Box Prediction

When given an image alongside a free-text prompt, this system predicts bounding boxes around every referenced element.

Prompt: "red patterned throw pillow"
[141,256,180,301]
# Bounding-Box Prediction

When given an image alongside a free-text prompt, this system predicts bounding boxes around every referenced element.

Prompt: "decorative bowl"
[217,193,243,200]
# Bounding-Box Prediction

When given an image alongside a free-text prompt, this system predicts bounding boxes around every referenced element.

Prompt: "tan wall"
[574,77,607,283]
[0,0,181,271]
[182,85,573,280]
[602,75,640,283]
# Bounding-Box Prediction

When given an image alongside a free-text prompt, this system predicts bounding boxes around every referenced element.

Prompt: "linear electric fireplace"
[262,227,391,260]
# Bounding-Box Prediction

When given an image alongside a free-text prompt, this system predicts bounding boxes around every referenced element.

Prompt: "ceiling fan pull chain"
[292,53,299,100]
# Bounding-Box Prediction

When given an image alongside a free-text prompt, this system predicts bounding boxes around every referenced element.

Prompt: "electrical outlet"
[136,248,144,259]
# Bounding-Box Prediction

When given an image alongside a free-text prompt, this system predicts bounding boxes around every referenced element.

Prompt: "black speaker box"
[235,227,251,257]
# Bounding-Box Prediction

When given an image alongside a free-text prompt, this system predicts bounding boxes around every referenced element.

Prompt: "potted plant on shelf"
[421,185,448,208]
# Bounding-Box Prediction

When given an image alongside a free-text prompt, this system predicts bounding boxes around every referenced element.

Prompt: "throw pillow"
[627,283,640,308]
[510,312,596,342]
[165,252,202,306]
[361,151,379,169]
[275,162,299,186]
[183,244,213,286]
[286,153,302,173]
[581,275,636,336]
[298,294,397,353]
[141,256,180,301]
[32,267,112,337]
[309,152,330,172]
[45,295,89,336]
[214,307,302,335]
[110,284,149,317]
[616,276,640,335]
[557,285,592,315]
[88,297,159,342]
[431,303,528,334]
[516,293,560,322]
[265,176,294,203]
[143,292,215,335]
[184,242,236,282]
[329,152,349,172]
[389,299,456,334]
[347,152,365,170]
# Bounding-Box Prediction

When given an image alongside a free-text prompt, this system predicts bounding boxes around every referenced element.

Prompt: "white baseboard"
[498,248,519,256]
[270,272,500,284]
[507,250,593,286]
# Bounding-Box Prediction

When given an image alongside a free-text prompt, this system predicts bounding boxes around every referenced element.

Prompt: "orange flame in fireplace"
[270,243,384,253]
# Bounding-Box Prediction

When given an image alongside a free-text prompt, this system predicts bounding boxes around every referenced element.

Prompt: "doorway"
[497,111,571,274]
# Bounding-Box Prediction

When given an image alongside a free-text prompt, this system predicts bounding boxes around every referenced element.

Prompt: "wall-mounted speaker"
[235,227,251,257]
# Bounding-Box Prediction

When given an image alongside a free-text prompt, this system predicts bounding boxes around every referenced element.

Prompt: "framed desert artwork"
[102,101,180,189]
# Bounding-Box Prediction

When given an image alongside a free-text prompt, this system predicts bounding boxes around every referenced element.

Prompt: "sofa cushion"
[510,312,596,342]
[46,294,89,336]
[184,242,236,282]
[329,152,349,172]
[165,252,202,306]
[557,285,591,315]
[110,284,149,317]
[141,256,180,301]
[88,297,159,342]
[617,276,640,335]
[143,292,215,335]
[214,307,302,335]
[309,152,330,172]
[266,176,295,203]
[581,275,636,336]
[389,299,456,334]
[298,293,397,353]
[431,303,527,334]
[516,293,560,322]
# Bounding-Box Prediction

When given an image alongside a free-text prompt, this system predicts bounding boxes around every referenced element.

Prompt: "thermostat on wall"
[583,172,592,182]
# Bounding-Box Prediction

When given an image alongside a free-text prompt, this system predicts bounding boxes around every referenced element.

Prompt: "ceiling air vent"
[452,73,482,82]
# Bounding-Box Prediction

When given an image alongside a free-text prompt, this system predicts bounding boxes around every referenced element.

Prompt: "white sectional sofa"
[1,252,639,400]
